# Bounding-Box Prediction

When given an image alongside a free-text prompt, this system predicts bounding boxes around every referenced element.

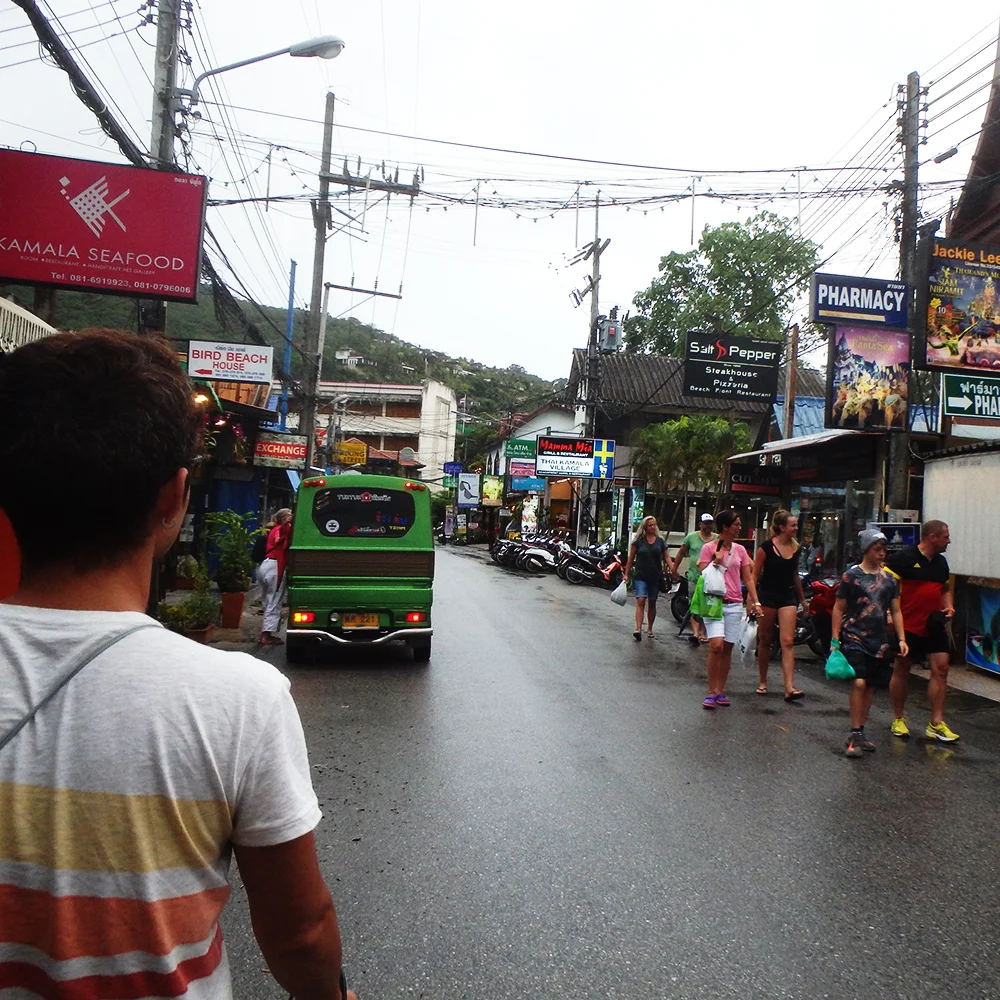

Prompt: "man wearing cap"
[671,514,717,643]
[886,519,958,742]
[831,529,908,758]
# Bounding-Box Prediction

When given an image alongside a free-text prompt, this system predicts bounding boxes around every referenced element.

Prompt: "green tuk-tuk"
[285,473,434,662]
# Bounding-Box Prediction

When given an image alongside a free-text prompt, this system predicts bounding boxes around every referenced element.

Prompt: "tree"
[630,416,752,530]
[625,211,819,356]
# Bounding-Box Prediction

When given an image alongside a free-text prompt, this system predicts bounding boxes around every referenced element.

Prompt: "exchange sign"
[0,148,207,302]
[535,436,595,477]
[942,373,1000,420]
[683,332,781,401]
[254,432,307,470]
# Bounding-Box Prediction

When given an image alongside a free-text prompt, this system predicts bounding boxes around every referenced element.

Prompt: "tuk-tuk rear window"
[312,487,416,538]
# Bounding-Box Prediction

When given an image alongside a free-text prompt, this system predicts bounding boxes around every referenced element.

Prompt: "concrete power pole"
[887,71,921,511]
[139,0,180,336]
[301,91,337,471]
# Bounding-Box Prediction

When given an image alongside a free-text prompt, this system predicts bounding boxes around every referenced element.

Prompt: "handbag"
[824,640,856,681]
[0,623,160,753]
[701,544,732,597]
[738,617,758,670]
[689,575,723,621]
[609,580,628,606]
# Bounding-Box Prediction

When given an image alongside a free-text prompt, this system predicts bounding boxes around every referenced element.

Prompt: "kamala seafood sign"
[0,148,206,302]
[810,272,908,328]
[925,238,1000,372]
[827,326,910,431]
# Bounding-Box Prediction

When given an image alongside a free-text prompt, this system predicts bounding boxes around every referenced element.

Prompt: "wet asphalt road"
[224,546,1000,1000]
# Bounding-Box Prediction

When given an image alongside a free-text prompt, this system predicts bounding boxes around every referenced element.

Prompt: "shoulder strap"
[0,622,161,754]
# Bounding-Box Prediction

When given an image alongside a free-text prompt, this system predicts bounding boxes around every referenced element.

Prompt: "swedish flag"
[592,438,616,479]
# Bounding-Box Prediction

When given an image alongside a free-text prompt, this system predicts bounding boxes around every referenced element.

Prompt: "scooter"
[564,542,624,588]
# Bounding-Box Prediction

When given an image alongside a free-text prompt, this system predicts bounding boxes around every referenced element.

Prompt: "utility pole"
[783,323,799,440]
[138,0,180,336]
[301,91,336,471]
[887,71,921,512]
[577,193,605,547]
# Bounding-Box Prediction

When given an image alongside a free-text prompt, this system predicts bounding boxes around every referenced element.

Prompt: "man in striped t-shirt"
[0,331,354,1000]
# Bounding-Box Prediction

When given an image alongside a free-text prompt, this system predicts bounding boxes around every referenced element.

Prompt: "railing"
[0,297,59,354]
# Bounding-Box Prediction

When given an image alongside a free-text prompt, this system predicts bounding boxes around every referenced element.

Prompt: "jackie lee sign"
[0,148,207,302]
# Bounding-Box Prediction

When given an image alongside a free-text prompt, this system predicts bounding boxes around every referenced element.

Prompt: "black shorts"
[843,648,892,689]
[759,587,798,610]
[902,629,949,664]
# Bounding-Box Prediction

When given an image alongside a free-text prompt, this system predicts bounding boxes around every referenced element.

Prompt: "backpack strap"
[0,622,161,753]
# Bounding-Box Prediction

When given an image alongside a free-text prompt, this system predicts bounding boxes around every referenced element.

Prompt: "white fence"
[0,297,58,354]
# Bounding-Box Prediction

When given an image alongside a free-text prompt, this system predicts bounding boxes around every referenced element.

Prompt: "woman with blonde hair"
[623,515,669,641]
[752,509,808,700]
[258,507,293,645]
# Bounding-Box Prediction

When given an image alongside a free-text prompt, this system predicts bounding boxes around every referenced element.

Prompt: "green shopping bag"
[825,640,856,680]
[689,575,723,621]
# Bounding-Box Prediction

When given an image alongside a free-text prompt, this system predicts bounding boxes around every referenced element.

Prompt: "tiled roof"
[570,350,826,414]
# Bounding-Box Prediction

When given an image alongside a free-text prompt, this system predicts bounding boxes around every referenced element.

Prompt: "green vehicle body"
[286,473,434,662]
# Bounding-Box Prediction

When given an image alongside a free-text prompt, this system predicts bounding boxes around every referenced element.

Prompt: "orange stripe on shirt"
[0,883,230,960]
[0,782,232,872]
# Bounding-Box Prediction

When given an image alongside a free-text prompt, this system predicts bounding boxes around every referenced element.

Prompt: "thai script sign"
[0,148,206,302]
[942,372,1000,420]
[683,332,781,401]
[810,272,908,327]
[827,326,910,431]
[925,238,1000,373]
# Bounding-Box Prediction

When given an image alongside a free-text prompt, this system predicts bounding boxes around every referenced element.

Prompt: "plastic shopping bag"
[824,641,856,681]
[689,576,723,621]
[610,580,628,607]
[738,617,758,670]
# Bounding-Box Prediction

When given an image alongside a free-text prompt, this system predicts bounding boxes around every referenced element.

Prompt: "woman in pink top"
[697,509,762,709]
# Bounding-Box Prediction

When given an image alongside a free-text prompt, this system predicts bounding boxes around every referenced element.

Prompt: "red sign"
[254,432,307,469]
[0,149,206,302]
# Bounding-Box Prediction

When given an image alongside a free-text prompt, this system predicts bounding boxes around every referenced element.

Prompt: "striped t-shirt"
[0,607,322,999]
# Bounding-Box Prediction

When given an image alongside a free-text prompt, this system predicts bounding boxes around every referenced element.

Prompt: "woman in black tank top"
[751,510,807,700]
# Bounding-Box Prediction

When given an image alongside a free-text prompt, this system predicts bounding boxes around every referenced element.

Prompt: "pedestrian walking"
[259,507,293,646]
[752,509,808,700]
[697,510,762,708]
[670,512,716,644]
[0,331,353,1000]
[886,519,959,742]
[623,515,669,640]
[831,529,908,758]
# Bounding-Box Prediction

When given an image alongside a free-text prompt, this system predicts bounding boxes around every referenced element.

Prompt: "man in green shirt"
[671,513,717,643]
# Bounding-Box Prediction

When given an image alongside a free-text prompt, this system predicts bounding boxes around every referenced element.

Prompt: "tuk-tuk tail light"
[302,478,327,488]
[404,612,427,623]
[292,611,316,624]
[404,481,426,491]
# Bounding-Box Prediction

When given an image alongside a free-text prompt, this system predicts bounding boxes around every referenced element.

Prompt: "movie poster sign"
[827,326,910,431]
[925,238,1000,373]
[0,148,207,302]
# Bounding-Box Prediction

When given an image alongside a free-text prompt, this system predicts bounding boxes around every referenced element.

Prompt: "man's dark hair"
[0,329,198,575]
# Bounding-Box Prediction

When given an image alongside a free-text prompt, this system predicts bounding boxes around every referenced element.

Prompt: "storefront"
[728,430,880,579]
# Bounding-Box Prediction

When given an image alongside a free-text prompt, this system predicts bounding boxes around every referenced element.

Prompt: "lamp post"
[174,35,345,109]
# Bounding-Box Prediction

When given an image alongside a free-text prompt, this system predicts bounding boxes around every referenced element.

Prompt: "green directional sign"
[943,373,1000,420]
[505,438,536,458]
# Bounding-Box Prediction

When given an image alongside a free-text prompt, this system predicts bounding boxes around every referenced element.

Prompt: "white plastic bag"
[738,617,758,670]
[610,580,628,606]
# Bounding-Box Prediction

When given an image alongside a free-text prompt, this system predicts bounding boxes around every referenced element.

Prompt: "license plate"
[342,613,379,629]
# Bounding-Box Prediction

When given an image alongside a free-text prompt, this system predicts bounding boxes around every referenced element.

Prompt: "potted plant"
[205,510,262,629]
[179,583,220,644]
[174,553,199,590]
[158,601,189,634]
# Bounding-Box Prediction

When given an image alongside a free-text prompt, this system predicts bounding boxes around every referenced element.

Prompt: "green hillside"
[1,284,566,435]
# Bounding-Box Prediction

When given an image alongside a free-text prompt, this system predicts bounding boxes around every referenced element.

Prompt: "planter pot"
[175,576,196,590]
[184,624,215,644]
[220,591,247,629]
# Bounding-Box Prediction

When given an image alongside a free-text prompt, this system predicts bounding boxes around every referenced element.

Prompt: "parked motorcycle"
[563,541,624,588]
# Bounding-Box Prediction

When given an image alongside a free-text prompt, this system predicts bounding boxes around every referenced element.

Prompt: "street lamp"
[176,35,346,108]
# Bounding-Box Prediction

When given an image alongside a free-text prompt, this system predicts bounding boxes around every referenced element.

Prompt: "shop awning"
[728,429,865,463]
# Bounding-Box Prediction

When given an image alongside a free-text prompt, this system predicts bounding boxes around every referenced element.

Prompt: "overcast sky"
[2,2,996,380]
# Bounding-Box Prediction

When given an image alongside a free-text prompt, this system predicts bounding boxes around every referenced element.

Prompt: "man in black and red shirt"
[886,520,957,742]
